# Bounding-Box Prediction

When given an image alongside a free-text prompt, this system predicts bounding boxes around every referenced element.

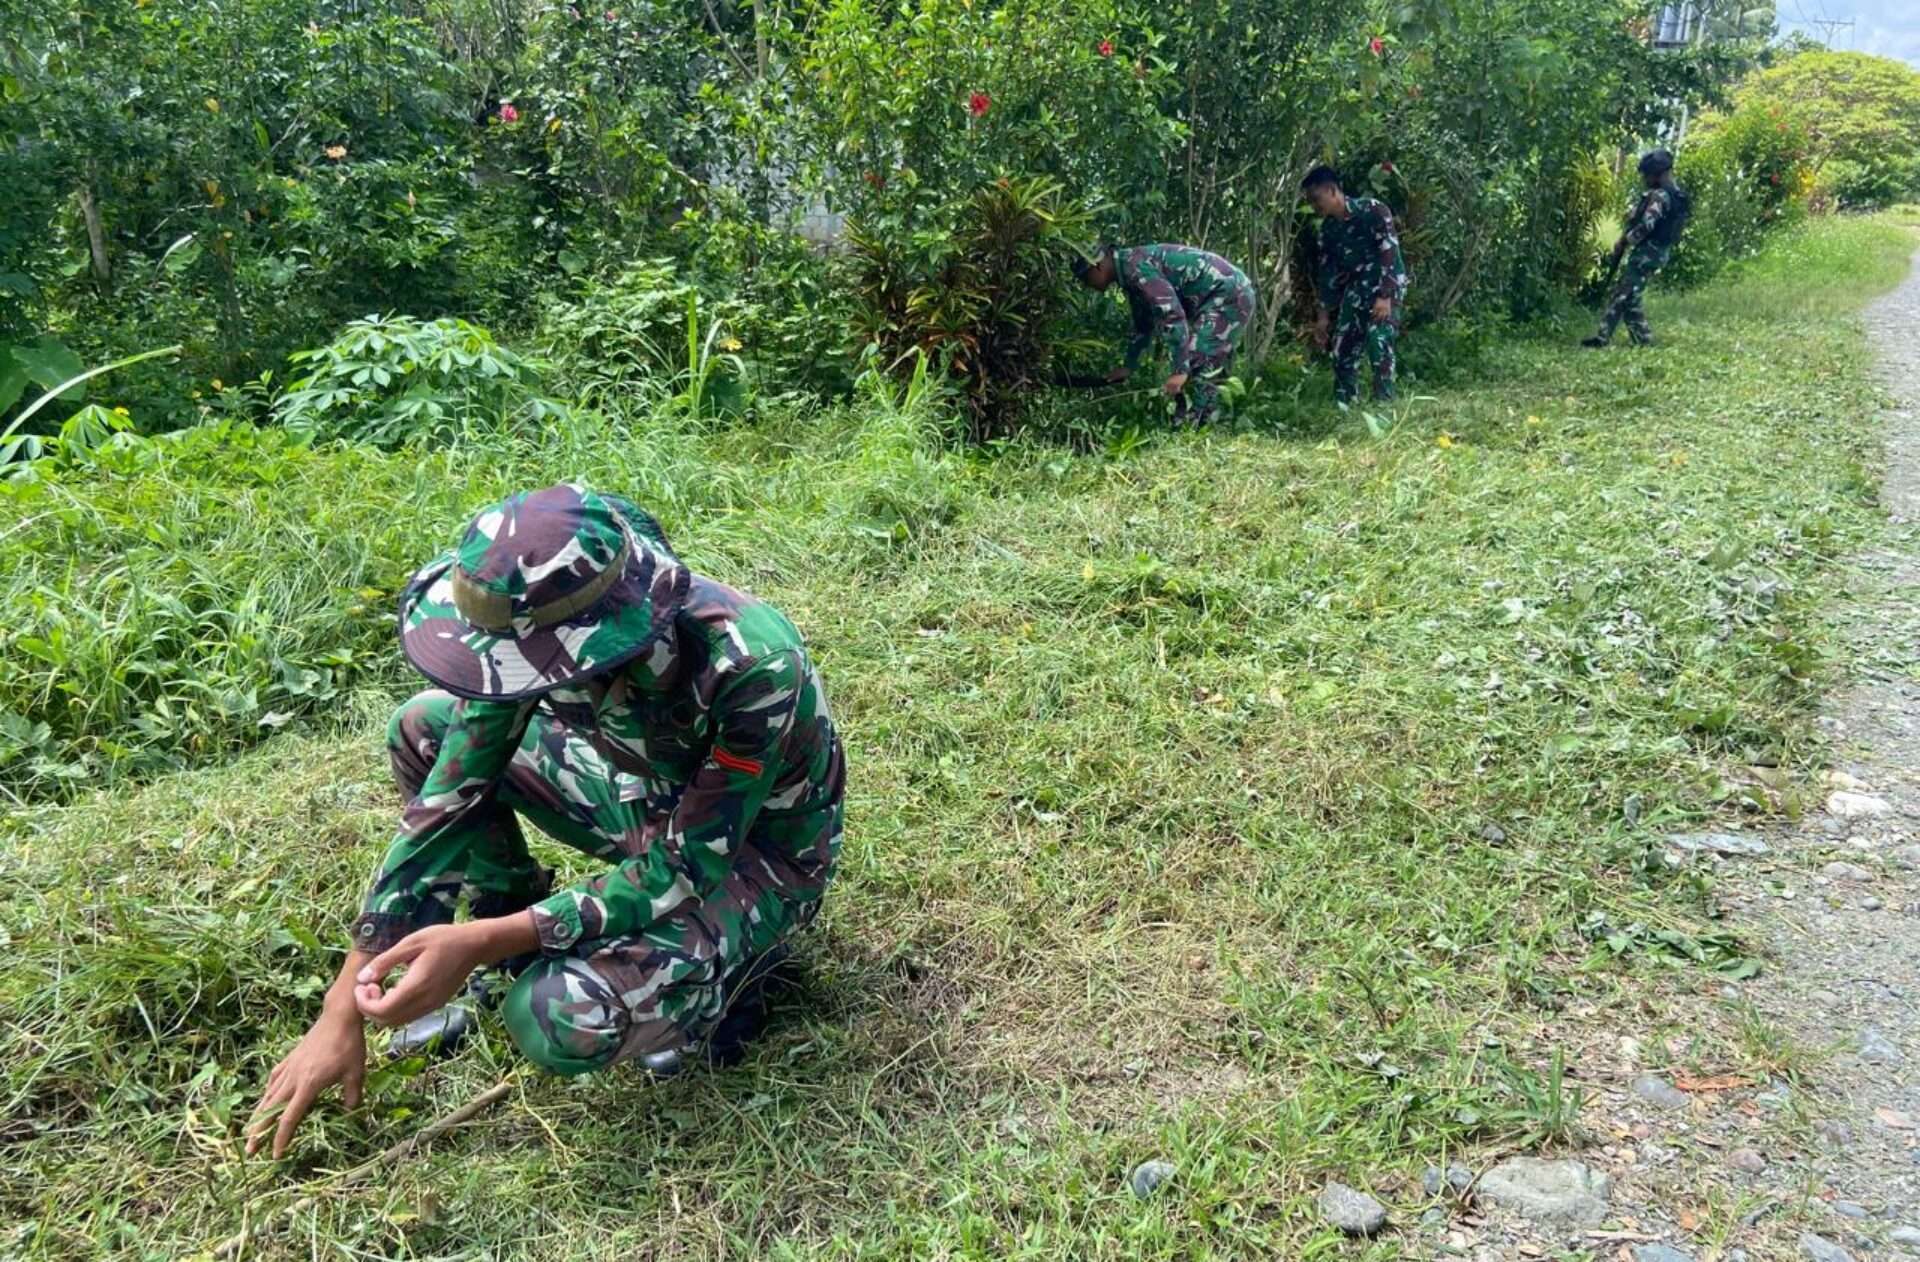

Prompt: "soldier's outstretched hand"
[247,1011,366,1159]
[1312,311,1330,350]
[1371,297,1393,323]
[1162,372,1189,398]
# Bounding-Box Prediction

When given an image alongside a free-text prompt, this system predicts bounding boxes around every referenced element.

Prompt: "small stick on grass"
[206,1077,515,1260]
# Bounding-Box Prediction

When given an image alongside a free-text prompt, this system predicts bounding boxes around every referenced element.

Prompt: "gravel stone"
[1800,1233,1856,1262]
[1128,1160,1176,1199]
[1476,1158,1610,1226]
[1317,1181,1388,1236]
[1631,1074,1691,1110]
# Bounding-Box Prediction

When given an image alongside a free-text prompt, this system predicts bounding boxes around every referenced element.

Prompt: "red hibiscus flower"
[968,91,991,118]
[1368,36,1384,55]
[498,102,519,123]
[1099,39,1115,57]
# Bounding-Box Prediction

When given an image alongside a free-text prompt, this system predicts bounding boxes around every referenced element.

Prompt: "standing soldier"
[1304,165,1410,406]
[247,485,845,1158]
[1584,150,1689,349]
[1073,242,1257,425]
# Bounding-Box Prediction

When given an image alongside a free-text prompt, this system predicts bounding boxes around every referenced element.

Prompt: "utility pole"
[1806,16,1854,47]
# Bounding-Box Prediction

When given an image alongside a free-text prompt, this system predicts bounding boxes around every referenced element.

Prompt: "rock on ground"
[1317,1181,1388,1236]
[1827,791,1893,819]
[1858,1026,1902,1065]
[1631,1074,1691,1110]
[1888,1225,1920,1253]
[1800,1233,1856,1262]
[1128,1159,1176,1199]
[1475,1158,1611,1226]
[1633,1246,1697,1262]
[1667,831,1770,856]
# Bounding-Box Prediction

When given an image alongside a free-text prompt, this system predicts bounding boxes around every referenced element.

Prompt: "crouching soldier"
[248,484,844,1158]
[1303,165,1410,406]
[1073,242,1256,425]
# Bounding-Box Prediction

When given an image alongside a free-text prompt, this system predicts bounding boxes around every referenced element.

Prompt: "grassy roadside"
[1,215,1914,1261]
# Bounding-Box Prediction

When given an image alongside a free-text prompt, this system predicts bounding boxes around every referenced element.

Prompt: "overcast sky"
[1777,0,1920,66]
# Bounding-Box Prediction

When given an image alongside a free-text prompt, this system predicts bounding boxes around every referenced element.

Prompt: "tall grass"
[0,217,1912,1260]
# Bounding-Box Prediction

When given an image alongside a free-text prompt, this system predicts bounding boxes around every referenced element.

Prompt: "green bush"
[273,315,568,446]
[846,175,1092,441]
[1667,104,1814,287]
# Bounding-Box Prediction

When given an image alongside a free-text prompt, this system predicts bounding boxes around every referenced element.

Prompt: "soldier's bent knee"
[387,689,456,756]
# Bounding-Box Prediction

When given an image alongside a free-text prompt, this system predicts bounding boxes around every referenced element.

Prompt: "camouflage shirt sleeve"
[1624,189,1668,247]
[351,696,534,952]
[1368,202,1405,301]
[1123,285,1156,370]
[1315,224,1339,309]
[1126,254,1194,375]
[527,649,803,953]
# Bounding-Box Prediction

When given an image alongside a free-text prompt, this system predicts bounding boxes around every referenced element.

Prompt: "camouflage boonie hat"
[398,484,689,700]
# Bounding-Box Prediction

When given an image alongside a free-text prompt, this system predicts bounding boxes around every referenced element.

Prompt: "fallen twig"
[203,1077,515,1260]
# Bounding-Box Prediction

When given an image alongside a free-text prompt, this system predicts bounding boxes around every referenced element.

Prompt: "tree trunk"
[77,183,111,293]
[752,0,768,78]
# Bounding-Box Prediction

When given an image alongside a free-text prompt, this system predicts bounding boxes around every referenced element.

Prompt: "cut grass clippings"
[0,215,1913,1260]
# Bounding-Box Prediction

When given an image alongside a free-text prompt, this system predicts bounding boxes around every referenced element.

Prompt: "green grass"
[0,216,1914,1260]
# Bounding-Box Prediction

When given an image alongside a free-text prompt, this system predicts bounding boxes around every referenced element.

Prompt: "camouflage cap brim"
[398,537,690,700]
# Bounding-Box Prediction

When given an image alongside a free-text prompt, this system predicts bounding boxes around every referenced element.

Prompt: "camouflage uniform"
[1315,196,1410,404]
[1117,244,1257,425]
[1594,188,1673,346]
[353,485,844,1076]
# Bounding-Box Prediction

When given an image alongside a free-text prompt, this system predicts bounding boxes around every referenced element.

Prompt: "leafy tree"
[1719,51,1920,207]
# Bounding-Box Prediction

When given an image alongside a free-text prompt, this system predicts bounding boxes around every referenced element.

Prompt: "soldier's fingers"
[246,1085,288,1155]
[343,1061,364,1112]
[272,1083,319,1160]
[358,936,426,985]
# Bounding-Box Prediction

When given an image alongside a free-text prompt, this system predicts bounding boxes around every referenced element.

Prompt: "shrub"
[1667,104,1813,287]
[846,175,1092,441]
[273,315,568,446]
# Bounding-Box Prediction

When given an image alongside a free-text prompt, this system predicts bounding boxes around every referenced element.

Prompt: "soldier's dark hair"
[1070,243,1113,281]
[1638,149,1675,177]
[1301,165,1342,192]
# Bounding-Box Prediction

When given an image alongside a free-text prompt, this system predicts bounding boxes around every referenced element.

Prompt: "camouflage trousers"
[1176,283,1256,425]
[1331,288,1401,404]
[1596,245,1670,345]
[386,689,842,1076]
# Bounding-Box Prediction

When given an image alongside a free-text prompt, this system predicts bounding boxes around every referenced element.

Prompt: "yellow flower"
[211,379,224,391]
[1525,414,1542,426]
[1081,561,1096,580]
[205,97,220,114]
[720,337,743,351]
[324,145,348,161]
[1435,433,1455,449]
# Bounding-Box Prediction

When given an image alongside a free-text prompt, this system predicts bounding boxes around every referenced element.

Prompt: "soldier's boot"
[633,943,801,1079]
[706,942,800,1067]
[1580,335,1609,349]
[389,871,552,1060]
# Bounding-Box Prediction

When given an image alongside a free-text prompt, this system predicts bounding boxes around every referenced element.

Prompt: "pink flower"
[1099,39,1115,57]
[1369,36,1384,55]
[1380,160,1395,174]
[968,91,991,118]
[498,102,519,123]
[604,8,615,17]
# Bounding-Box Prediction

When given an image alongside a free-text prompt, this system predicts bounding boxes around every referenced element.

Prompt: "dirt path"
[1416,252,1920,1262]
[1722,248,1920,1254]
[1610,250,1920,1260]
